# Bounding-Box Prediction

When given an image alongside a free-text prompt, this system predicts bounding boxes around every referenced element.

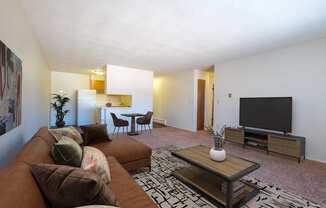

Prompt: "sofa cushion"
[49,126,83,144]
[91,136,152,165]
[14,137,54,164]
[52,136,83,167]
[81,146,111,184]
[80,124,111,145]
[30,163,117,208]
[107,156,156,208]
[33,127,57,147]
[0,163,49,208]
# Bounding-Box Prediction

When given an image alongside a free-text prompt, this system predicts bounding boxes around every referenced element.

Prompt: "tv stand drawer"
[225,128,244,144]
[268,135,302,158]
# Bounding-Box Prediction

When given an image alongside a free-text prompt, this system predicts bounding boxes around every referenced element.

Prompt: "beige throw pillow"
[49,126,83,144]
[81,146,111,183]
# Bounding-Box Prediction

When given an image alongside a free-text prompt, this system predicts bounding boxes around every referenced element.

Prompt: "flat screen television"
[239,97,292,133]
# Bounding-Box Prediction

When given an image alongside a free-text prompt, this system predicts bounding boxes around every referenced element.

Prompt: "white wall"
[154,69,214,131]
[154,70,196,131]
[214,37,326,163]
[106,64,153,111]
[0,0,51,167]
[51,71,90,126]
[103,65,153,133]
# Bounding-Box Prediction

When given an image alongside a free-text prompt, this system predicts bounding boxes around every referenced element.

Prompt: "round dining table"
[121,113,145,136]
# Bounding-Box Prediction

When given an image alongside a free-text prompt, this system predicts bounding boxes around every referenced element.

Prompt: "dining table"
[121,113,145,136]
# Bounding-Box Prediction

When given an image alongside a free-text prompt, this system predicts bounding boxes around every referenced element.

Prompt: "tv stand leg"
[298,156,304,164]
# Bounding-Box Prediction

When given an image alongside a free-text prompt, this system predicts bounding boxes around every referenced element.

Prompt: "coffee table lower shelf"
[171,167,259,208]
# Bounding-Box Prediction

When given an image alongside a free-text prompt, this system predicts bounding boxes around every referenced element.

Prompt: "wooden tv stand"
[225,128,306,163]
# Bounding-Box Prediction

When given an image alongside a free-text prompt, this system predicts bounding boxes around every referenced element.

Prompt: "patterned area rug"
[132,146,321,208]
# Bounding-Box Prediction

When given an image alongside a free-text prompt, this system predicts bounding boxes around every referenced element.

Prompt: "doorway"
[197,79,205,130]
[195,67,215,132]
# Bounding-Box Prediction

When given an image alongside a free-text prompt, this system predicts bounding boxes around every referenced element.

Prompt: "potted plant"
[209,125,226,162]
[51,94,70,128]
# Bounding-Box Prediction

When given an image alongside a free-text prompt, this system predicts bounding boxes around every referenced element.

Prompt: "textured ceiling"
[21,0,326,73]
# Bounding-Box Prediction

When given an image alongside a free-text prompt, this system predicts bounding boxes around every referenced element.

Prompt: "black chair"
[136,111,153,133]
[110,113,129,135]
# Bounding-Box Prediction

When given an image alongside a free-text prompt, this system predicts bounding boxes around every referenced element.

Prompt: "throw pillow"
[80,124,110,145]
[49,126,83,144]
[81,146,111,183]
[51,136,83,167]
[30,163,117,208]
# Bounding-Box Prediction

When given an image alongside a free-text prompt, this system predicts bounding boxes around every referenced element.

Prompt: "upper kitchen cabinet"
[90,74,105,94]
[106,64,153,95]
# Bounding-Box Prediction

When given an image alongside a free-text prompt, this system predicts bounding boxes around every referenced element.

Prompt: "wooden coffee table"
[171,145,260,208]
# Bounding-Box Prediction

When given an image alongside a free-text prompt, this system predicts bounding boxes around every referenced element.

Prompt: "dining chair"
[110,113,129,135]
[136,111,153,133]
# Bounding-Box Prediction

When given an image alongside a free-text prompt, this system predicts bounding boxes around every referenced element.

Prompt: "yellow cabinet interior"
[91,80,105,90]
[91,80,105,94]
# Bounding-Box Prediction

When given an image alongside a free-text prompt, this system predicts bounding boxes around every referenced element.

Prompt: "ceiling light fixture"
[92,70,105,76]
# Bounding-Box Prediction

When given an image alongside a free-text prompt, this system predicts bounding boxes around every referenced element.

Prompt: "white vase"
[209,148,226,162]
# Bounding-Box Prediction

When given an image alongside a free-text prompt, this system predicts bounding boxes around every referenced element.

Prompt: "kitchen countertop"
[99,105,131,108]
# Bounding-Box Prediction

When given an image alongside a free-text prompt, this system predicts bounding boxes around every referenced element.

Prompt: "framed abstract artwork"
[0,40,22,136]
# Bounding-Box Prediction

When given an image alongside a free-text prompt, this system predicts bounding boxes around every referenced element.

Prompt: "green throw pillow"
[51,136,83,167]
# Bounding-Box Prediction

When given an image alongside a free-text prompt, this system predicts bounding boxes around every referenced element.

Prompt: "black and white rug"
[132,146,321,208]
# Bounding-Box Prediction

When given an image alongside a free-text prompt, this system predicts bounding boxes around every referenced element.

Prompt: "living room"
[0,0,326,208]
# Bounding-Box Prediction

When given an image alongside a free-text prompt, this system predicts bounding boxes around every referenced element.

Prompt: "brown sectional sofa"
[0,127,157,208]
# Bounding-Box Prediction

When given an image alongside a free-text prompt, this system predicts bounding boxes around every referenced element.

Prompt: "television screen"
[239,97,292,133]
